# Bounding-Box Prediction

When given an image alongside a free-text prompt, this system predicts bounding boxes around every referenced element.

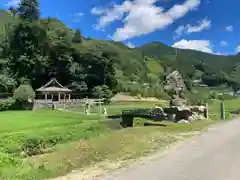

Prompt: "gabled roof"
[36,78,72,92]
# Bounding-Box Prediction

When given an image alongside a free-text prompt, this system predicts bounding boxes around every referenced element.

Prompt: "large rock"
[164,71,185,95]
[178,119,190,124]
[163,106,192,122]
[175,106,192,121]
[170,98,187,106]
[161,105,207,123]
[188,112,205,122]
[190,106,206,114]
[163,106,179,114]
[164,71,187,106]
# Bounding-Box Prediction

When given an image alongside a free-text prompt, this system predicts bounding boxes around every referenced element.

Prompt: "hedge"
[0,99,15,111]
[0,99,34,111]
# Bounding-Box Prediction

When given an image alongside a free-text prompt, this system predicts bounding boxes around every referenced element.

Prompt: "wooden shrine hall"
[36,78,72,101]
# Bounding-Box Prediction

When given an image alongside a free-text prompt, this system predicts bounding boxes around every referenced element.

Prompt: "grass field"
[0,99,239,180]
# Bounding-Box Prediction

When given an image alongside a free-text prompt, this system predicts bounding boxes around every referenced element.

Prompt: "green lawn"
[208,99,240,120]
[0,110,103,133]
[0,100,239,180]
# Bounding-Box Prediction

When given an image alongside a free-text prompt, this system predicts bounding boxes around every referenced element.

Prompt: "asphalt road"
[104,119,240,180]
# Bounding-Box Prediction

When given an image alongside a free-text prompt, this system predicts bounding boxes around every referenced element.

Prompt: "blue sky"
[1,0,240,55]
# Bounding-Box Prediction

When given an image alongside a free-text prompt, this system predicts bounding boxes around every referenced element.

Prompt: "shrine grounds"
[0,100,239,180]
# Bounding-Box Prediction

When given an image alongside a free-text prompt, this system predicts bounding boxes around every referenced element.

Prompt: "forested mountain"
[137,42,239,75]
[0,2,240,99]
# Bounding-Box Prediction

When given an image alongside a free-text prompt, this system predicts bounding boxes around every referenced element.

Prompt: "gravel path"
[103,119,240,180]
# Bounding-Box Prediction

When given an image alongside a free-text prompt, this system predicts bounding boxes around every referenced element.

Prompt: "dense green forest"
[1,0,240,100]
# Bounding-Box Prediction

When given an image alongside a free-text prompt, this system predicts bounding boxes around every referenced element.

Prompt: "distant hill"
[0,8,239,89]
[136,42,239,76]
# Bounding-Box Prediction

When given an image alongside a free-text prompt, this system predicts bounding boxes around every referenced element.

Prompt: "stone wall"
[161,105,207,123]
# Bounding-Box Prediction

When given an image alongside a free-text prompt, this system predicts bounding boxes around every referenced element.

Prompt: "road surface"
[104,119,240,180]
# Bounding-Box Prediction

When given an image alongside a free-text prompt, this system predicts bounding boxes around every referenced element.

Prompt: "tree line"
[0,0,117,100]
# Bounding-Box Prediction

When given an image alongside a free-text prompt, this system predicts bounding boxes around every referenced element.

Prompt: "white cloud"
[74,12,84,17]
[92,0,201,41]
[126,42,135,48]
[226,25,233,32]
[215,52,222,55]
[175,25,186,38]
[172,39,213,53]
[70,12,84,23]
[220,41,228,46]
[92,1,133,30]
[4,0,20,7]
[91,7,107,15]
[236,45,240,53]
[187,18,211,33]
[174,18,211,38]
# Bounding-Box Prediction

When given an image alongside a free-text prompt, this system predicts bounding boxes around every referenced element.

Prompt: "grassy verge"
[2,120,214,180]
[208,99,240,120]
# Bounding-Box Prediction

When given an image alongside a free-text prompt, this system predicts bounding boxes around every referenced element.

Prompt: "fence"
[34,98,105,115]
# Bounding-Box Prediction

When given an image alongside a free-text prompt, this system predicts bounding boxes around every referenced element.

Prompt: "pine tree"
[3,2,48,88]
[18,0,40,21]
[8,7,18,17]
[72,29,82,43]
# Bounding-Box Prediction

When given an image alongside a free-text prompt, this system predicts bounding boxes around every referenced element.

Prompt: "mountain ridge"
[0,8,239,97]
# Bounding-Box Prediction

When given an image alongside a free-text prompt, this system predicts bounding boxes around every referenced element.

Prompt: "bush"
[208,91,217,99]
[13,84,35,110]
[13,84,35,101]
[92,85,113,104]
[185,78,192,91]
[201,72,224,87]
[0,152,21,167]
[187,92,208,105]
[218,94,235,101]
[22,137,45,156]
[153,86,171,100]
[0,99,15,111]
[21,136,61,156]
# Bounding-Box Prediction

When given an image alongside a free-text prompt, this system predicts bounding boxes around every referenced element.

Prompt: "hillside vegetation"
[0,2,240,99]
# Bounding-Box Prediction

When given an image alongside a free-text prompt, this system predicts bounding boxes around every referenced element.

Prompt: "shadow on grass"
[144,122,168,127]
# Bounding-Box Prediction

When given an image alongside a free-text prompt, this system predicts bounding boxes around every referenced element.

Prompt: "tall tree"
[2,20,49,88]
[8,7,18,17]
[18,0,40,21]
[47,28,73,85]
[72,29,82,43]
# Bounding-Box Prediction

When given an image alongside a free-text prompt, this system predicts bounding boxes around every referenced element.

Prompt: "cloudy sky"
[1,0,240,55]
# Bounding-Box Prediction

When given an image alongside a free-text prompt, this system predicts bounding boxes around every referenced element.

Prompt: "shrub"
[13,84,35,110]
[92,85,113,104]
[13,84,35,101]
[208,91,217,99]
[21,137,45,156]
[218,94,235,101]
[187,92,208,105]
[153,86,171,100]
[0,99,15,111]
[0,152,21,167]
[136,93,142,99]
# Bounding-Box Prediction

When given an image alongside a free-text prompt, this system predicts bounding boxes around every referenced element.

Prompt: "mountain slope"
[0,8,239,86]
[136,42,239,76]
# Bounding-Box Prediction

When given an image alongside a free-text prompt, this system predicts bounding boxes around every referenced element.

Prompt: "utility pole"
[220,101,225,120]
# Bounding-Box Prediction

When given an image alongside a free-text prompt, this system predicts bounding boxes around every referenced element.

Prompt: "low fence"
[34,98,104,104]
[34,98,105,115]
